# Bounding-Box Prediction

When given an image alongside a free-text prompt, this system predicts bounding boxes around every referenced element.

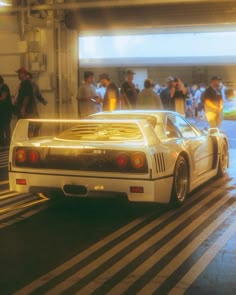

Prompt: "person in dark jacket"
[14,67,38,119]
[14,67,39,137]
[27,72,48,106]
[121,69,138,109]
[0,75,12,146]
[160,76,176,111]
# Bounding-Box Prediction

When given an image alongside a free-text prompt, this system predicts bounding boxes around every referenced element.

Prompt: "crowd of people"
[0,67,226,147]
[0,67,47,147]
[77,69,166,118]
[77,69,225,129]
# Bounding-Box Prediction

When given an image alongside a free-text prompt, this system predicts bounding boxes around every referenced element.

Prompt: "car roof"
[89,110,180,122]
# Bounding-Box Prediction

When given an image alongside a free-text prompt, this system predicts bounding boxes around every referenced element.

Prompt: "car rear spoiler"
[10,118,160,146]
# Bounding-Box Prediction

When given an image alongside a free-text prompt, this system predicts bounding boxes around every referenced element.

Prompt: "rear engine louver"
[154,153,166,173]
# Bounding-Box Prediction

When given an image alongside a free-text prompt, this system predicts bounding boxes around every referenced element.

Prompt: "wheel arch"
[176,151,191,193]
[170,151,190,207]
[215,136,230,169]
[222,137,230,168]
[219,137,230,168]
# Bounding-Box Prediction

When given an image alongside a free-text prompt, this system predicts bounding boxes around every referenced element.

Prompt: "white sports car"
[9,110,229,206]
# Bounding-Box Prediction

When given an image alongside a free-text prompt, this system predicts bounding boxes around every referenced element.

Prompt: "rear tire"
[217,140,229,177]
[170,155,189,207]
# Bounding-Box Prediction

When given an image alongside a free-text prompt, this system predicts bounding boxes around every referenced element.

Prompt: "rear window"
[56,122,144,141]
[91,113,166,139]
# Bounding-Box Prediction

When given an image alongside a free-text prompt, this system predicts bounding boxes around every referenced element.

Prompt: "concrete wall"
[0,11,78,121]
[0,14,21,98]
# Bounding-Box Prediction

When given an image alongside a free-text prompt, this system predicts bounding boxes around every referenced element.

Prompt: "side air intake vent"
[154,153,166,173]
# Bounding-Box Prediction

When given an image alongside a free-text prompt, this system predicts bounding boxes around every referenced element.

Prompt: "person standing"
[160,77,176,111]
[27,72,48,106]
[14,67,39,137]
[14,67,38,120]
[137,79,163,110]
[77,71,99,118]
[99,73,120,111]
[194,82,206,119]
[201,76,223,128]
[160,76,187,115]
[0,76,12,146]
[121,69,138,109]
[172,77,187,116]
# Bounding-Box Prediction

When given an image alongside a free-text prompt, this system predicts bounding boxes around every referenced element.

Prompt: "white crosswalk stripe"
[0,150,9,168]
[0,190,49,229]
[13,177,236,295]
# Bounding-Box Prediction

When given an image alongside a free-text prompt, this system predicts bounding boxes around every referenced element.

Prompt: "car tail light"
[116,153,129,169]
[131,152,145,169]
[28,150,40,164]
[15,149,27,163]
[15,148,41,166]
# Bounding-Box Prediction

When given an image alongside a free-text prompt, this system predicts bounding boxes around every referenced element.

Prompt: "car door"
[168,114,215,177]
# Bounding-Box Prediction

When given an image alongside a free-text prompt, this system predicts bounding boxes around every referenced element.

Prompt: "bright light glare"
[0,1,11,6]
[79,32,236,59]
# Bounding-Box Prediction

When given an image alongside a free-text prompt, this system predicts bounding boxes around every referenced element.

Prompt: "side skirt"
[189,168,218,193]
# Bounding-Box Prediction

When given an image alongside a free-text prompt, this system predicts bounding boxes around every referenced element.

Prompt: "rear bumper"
[9,172,173,204]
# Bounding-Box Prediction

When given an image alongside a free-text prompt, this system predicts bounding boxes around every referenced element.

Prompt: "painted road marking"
[168,218,236,295]
[78,192,233,295]
[0,180,9,186]
[137,195,236,294]
[13,178,234,295]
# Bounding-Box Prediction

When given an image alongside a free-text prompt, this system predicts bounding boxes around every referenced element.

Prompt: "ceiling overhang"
[1,0,236,35]
[0,0,235,12]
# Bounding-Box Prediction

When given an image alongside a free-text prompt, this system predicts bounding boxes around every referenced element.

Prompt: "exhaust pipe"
[63,184,87,196]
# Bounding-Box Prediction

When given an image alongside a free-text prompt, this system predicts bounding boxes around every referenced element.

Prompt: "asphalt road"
[0,119,236,295]
[1,173,236,294]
